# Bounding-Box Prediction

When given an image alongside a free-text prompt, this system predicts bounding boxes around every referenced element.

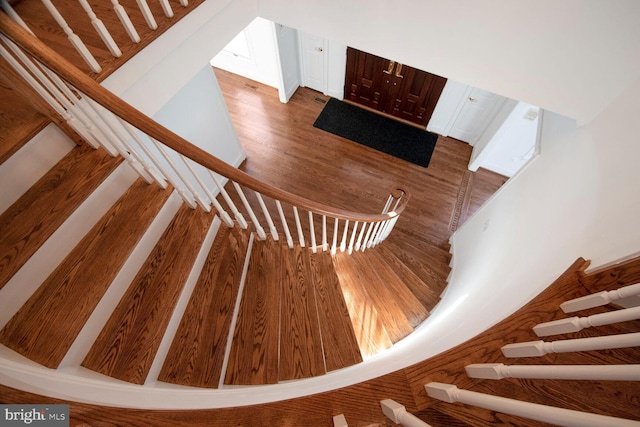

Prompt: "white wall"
[258,0,640,125]
[479,102,540,177]
[152,65,245,169]
[210,17,281,89]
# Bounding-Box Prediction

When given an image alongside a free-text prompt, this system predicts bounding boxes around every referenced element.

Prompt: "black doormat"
[313,98,437,167]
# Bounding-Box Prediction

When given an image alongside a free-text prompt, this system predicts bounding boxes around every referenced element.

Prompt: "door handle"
[383,60,395,74]
[394,63,404,78]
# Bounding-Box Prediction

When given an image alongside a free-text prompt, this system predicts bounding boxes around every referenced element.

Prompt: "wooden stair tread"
[384,233,450,295]
[278,245,325,381]
[308,250,362,372]
[0,145,123,290]
[367,247,431,327]
[337,251,417,343]
[224,237,281,385]
[81,203,214,384]
[158,224,251,388]
[0,178,172,368]
[331,251,393,358]
[376,244,441,312]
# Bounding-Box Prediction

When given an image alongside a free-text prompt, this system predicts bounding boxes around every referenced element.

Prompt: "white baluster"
[381,399,432,427]
[331,218,339,255]
[561,283,640,313]
[136,0,158,30]
[367,221,381,248]
[145,140,202,208]
[501,332,640,358]
[308,211,317,253]
[158,0,174,17]
[322,215,328,251]
[111,115,173,184]
[232,182,265,239]
[40,0,101,72]
[180,158,233,226]
[78,97,166,184]
[465,363,640,381]
[361,222,374,252]
[348,221,359,254]
[77,0,121,57]
[0,38,97,147]
[0,40,96,147]
[208,172,247,228]
[178,0,188,6]
[111,0,141,42]
[275,201,293,248]
[373,219,389,247]
[534,306,640,337]
[340,220,349,252]
[426,383,640,427]
[380,215,399,241]
[255,193,279,240]
[180,156,227,212]
[355,221,367,251]
[292,206,305,247]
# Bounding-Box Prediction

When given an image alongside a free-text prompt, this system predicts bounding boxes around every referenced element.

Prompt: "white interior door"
[299,32,327,94]
[448,88,505,145]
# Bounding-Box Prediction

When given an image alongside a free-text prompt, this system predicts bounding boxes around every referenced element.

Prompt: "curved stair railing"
[0,12,410,253]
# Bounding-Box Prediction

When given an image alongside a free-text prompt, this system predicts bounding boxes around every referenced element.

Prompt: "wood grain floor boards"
[360,248,430,328]
[0,145,122,290]
[0,178,172,368]
[224,236,281,385]
[375,244,440,315]
[308,250,363,372]
[81,203,214,384]
[336,250,416,343]
[278,245,326,380]
[158,224,251,388]
[331,251,393,358]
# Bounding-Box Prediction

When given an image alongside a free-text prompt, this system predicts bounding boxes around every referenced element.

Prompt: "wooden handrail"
[0,12,410,223]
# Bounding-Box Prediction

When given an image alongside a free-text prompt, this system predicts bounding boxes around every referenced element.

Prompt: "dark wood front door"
[345,47,447,127]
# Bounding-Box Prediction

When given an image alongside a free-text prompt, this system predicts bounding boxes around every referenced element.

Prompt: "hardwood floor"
[213,68,507,252]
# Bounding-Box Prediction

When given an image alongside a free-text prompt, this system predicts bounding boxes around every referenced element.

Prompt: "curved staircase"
[0,138,447,390]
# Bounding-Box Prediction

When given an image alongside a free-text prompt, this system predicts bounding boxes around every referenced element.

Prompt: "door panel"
[300,32,326,93]
[345,47,447,126]
[345,47,393,111]
[448,88,505,145]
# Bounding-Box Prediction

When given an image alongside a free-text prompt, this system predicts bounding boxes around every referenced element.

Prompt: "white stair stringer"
[57,190,183,370]
[0,161,138,330]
